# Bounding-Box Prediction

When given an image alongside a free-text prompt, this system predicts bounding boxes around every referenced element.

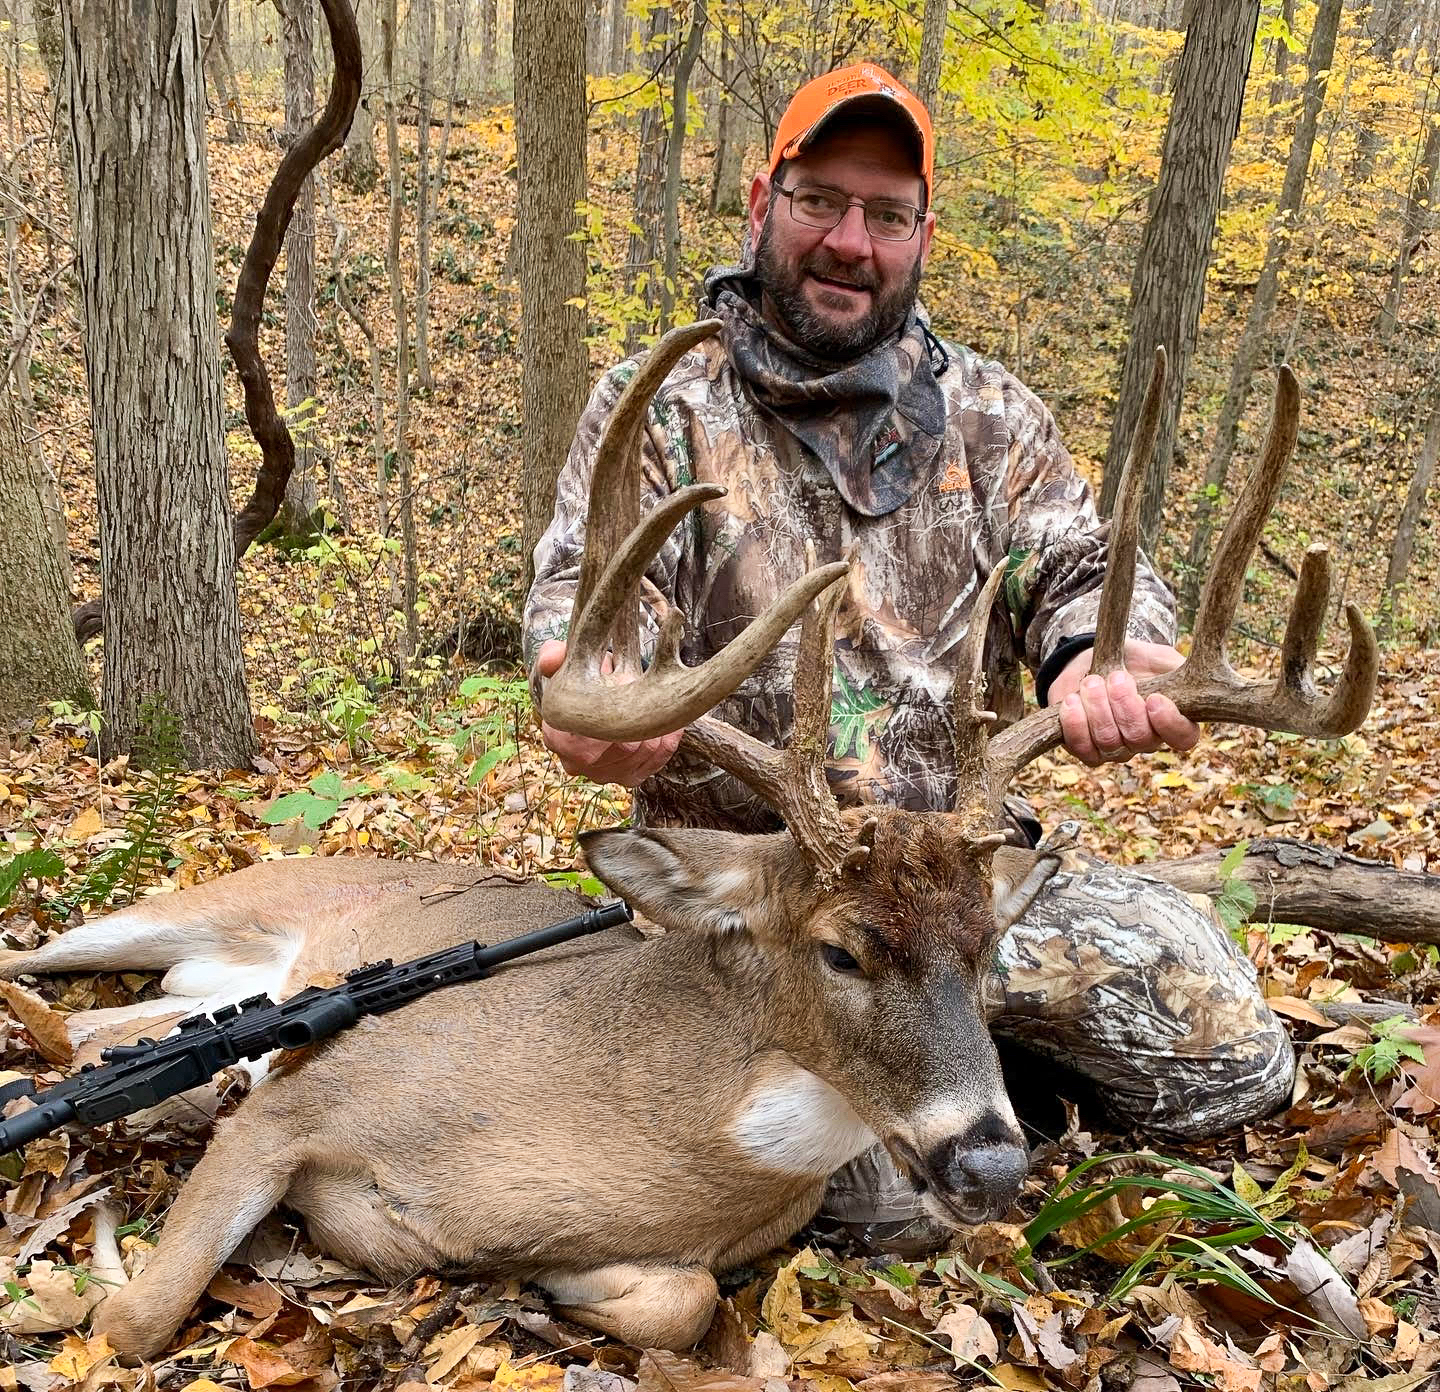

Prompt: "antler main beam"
[982,362,1379,815]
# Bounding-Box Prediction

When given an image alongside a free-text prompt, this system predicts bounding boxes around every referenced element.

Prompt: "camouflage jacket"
[523,331,1176,832]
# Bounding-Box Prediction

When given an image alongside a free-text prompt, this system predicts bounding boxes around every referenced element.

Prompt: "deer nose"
[928,1123,1029,1218]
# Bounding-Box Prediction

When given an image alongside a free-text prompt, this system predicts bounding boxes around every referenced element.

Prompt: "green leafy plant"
[55,699,186,914]
[451,674,529,787]
[1019,1150,1340,1323]
[260,770,377,831]
[0,848,65,910]
[1214,840,1257,942]
[1346,1015,1425,1083]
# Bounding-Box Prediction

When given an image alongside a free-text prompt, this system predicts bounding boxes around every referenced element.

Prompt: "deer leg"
[539,1263,719,1350]
[93,1113,300,1361]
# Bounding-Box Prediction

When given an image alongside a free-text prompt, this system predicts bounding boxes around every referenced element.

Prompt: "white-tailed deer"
[0,329,1376,1362]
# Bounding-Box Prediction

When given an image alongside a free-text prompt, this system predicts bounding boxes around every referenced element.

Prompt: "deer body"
[2,817,1030,1360]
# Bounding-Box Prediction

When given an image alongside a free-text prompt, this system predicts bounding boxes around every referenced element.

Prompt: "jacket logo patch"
[937,461,969,494]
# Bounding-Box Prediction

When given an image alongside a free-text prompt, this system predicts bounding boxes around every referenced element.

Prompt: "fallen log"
[1138,837,1440,945]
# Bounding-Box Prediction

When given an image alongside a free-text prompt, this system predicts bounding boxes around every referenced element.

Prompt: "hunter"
[523,62,1292,1249]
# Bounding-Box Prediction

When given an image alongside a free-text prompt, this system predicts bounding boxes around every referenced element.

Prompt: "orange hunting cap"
[769,62,934,203]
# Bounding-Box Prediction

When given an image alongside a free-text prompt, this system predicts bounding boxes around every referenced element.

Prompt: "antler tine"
[952,564,1006,794]
[572,318,723,670]
[984,364,1379,810]
[1188,365,1300,673]
[1092,345,1166,675]
[545,495,849,740]
[680,565,858,878]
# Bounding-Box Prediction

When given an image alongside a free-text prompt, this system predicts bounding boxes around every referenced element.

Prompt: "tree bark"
[1379,117,1440,342]
[64,0,255,767]
[338,95,379,191]
[1381,393,1440,633]
[280,0,321,534]
[1352,0,1407,183]
[515,0,589,579]
[1099,0,1260,557]
[204,0,246,143]
[1139,839,1440,945]
[414,0,436,390]
[0,383,89,725]
[606,0,627,73]
[624,4,672,354]
[916,0,948,115]
[33,0,63,88]
[659,4,706,333]
[383,0,418,658]
[1181,0,1341,623]
[480,0,498,85]
[709,31,746,216]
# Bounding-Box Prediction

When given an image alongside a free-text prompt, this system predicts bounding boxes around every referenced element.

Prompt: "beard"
[753,208,923,362]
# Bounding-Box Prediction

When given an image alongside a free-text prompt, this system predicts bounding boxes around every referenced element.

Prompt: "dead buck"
[0,329,1376,1361]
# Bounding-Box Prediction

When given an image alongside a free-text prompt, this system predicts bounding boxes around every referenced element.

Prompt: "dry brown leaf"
[46,1333,114,1383]
[634,1351,766,1392]
[934,1305,999,1368]
[207,1271,286,1320]
[1285,1237,1365,1340]
[0,981,74,1066]
[990,1363,1048,1391]
[790,1312,878,1366]
[222,1336,307,1390]
[1168,1317,1260,1392]
[427,1325,484,1383]
[760,1250,816,1350]
[491,1361,566,1391]
[65,808,103,842]
[1,1259,105,1333]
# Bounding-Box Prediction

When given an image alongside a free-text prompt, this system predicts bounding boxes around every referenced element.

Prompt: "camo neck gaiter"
[703,255,948,518]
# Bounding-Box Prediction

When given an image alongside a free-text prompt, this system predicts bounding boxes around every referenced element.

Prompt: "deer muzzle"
[890,1110,1029,1224]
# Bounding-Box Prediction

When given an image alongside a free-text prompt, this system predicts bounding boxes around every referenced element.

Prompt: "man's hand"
[533,640,684,786]
[1047,639,1201,766]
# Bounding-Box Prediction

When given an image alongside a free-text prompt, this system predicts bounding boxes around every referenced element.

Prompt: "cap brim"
[794,93,927,174]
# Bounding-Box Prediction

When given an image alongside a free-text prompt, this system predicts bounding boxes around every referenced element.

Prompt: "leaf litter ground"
[3,76,1440,1392]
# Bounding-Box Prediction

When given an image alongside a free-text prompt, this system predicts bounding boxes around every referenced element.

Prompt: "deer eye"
[820,942,864,976]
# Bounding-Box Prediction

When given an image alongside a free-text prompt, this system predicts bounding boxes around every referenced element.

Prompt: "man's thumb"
[534,639,568,678]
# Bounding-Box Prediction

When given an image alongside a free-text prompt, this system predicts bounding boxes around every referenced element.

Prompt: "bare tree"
[1099,0,1261,556]
[709,29,747,215]
[660,3,707,332]
[1379,114,1440,341]
[1182,0,1342,621]
[337,0,380,194]
[204,0,247,144]
[624,4,673,354]
[414,0,437,390]
[64,0,254,765]
[0,383,89,725]
[383,0,419,658]
[916,0,948,114]
[280,0,322,535]
[480,0,498,85]
[515,0,589,574]
[1352,0,1408,182]
[1262,0,1295,140]
[1382,392,1440,637]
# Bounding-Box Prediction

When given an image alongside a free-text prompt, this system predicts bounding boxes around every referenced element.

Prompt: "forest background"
[2,0,1440,1388]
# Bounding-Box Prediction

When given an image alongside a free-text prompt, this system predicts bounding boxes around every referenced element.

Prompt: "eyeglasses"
[771,182,924,241]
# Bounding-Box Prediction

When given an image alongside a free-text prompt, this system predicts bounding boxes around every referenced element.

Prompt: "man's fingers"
[1104,670,1154,750]
[1078,675,1128,758]
[1146,694,1201,751]
[1060,693,1102,766]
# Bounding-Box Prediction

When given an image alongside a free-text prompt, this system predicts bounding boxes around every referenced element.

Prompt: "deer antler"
[540,322,860,875]
[976,360,1378,818]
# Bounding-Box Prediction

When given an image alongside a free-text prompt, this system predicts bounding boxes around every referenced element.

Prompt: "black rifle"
[0,899,634,1155]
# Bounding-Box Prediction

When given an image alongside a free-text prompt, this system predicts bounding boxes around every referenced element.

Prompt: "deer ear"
[579,827,790,935]
[991,846,1061,932]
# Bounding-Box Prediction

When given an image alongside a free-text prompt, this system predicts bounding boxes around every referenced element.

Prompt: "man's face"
[748,122,936,361]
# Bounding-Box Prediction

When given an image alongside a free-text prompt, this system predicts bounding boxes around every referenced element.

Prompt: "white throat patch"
[731,1065,878,1176]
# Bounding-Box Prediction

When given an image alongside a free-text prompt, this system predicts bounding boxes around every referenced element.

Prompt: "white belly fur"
[730,1064,878,1176]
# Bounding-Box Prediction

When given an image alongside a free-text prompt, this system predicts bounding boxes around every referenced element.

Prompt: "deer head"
[540,325,1378,1227]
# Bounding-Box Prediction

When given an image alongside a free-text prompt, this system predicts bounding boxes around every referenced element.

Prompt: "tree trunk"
[515,0,589,580]
[1379,117,1440,342]
[383,0,418,659]
[33,0,63,88]
[709,33,746,216]
[280,0,321,535]
[480,0,498,85]
[1381,393,1440,634]
[624,5,672,354]
[204,0,246,143]
[1262,0,1294,140]
[1099,0,1260,558]
[1140,838,1440,945]
[338,95,379,191]
[0,384,89,725]
[606,0,626,73]
[414,0,436,390]
[1181,0,1341,623]
[65,0,255,767]
[916,0,948,115]
[659,4,706,332]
